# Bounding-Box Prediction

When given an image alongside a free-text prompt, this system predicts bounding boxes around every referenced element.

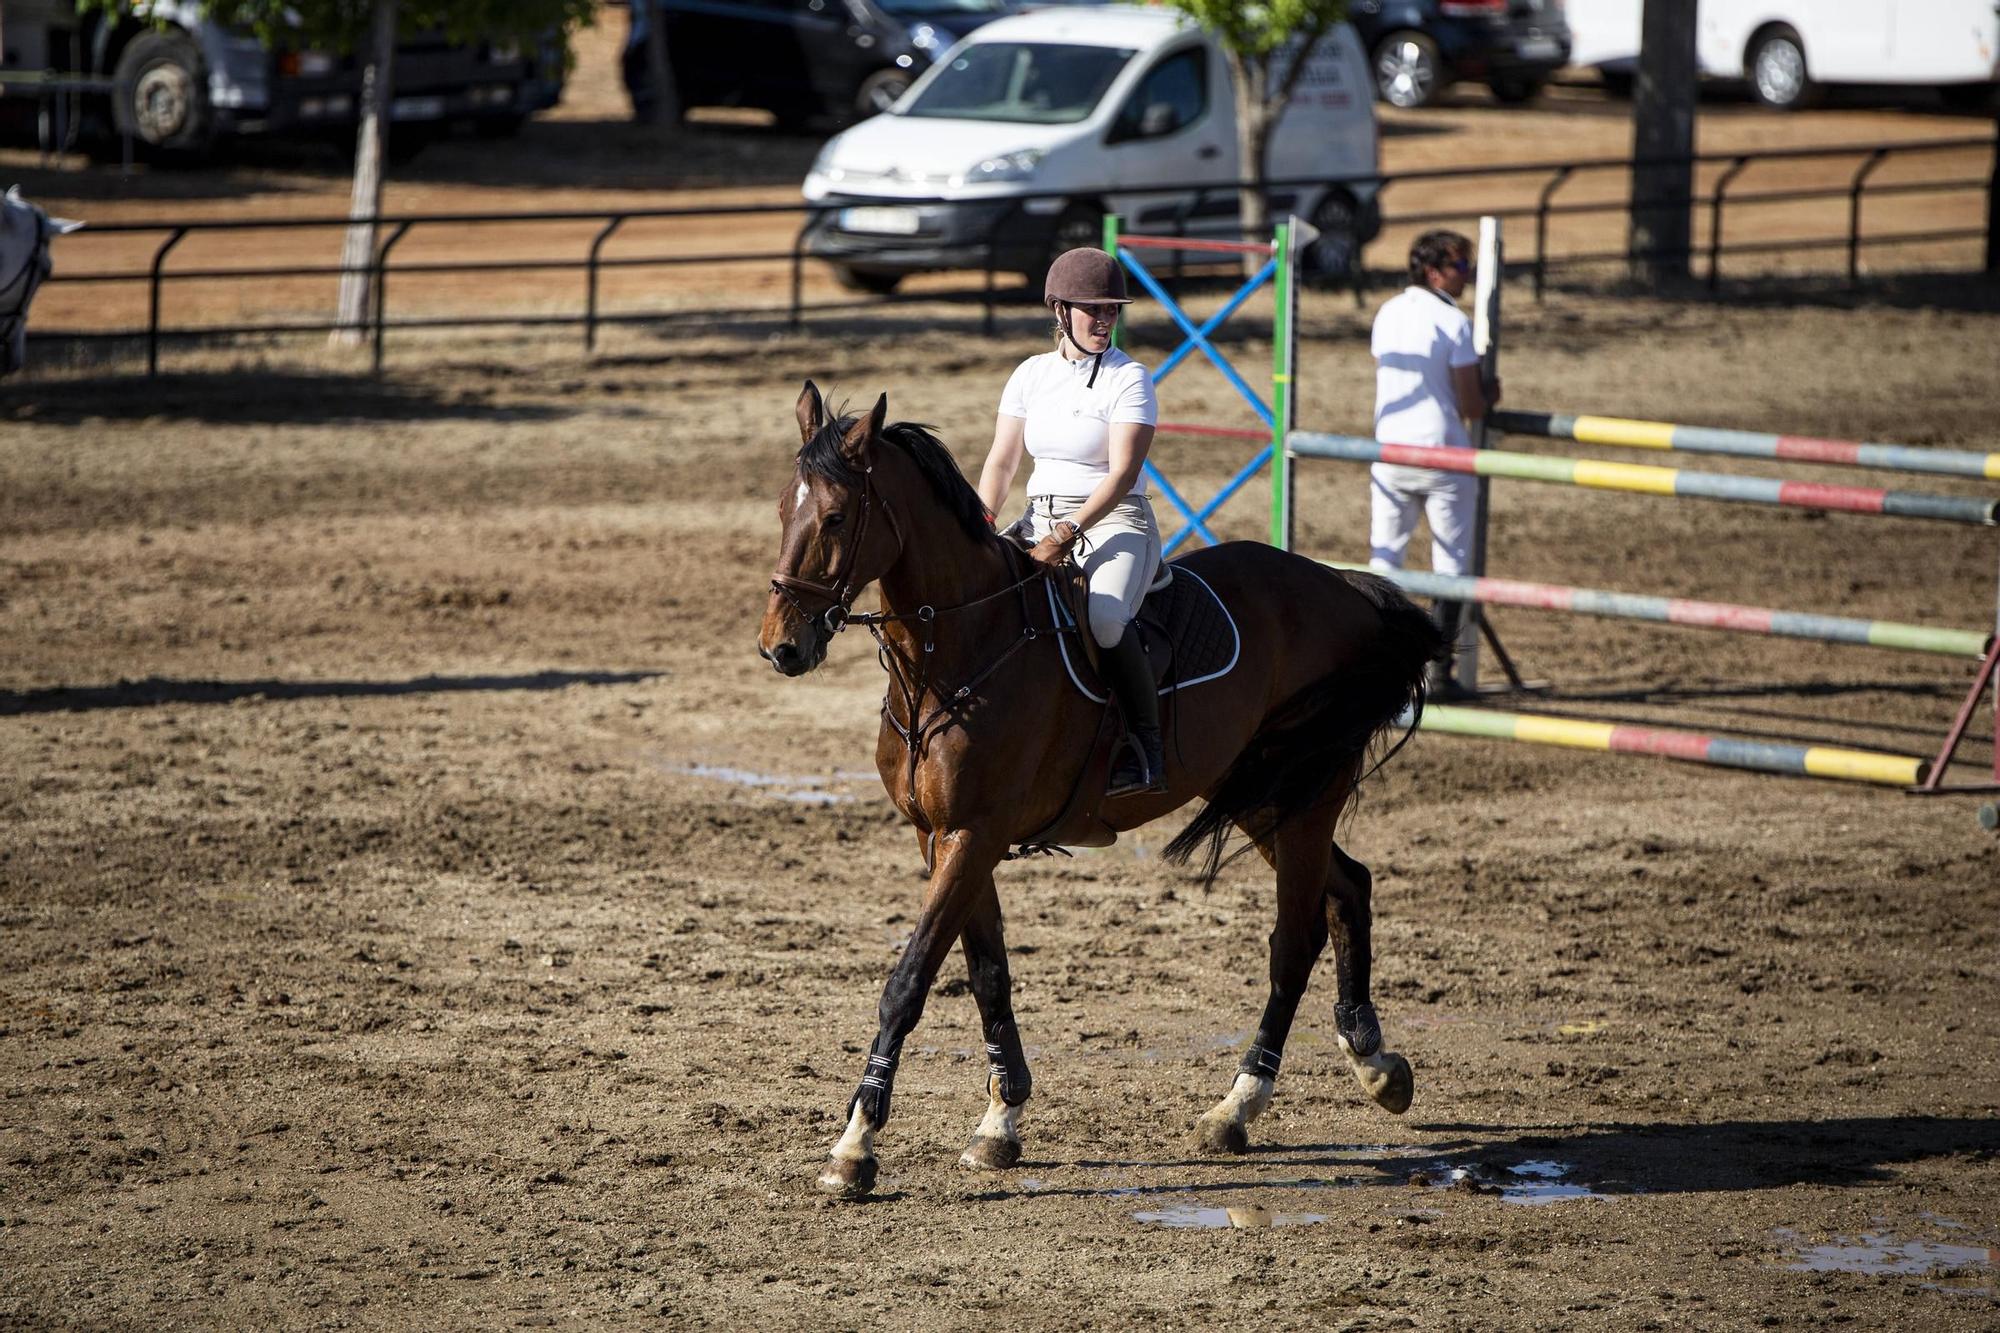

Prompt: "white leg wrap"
[829,1102,875,1163]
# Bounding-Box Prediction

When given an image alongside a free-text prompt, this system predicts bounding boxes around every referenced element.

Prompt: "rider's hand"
[1027,521,1079,570]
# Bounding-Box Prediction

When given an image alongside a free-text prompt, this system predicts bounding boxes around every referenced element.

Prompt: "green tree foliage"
[1171,0,1350,247]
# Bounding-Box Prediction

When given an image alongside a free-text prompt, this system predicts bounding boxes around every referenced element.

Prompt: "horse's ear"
[840,393,886,467]
[796,380,825,448]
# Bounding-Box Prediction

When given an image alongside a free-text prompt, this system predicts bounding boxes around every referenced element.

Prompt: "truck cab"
[0,0,563,157]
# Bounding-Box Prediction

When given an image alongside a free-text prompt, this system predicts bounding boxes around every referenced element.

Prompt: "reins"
[768,466,1081,844]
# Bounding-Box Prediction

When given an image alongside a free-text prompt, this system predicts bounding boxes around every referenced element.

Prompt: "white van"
[1566,0,2000,110]
[800,5,1380,294]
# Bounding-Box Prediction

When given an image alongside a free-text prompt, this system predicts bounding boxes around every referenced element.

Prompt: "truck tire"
[830,264,903,296]
[1748,26,1816,110]
[112,29,215,156]
[1373,31,1443,109]
[1304,188,1362,282]
[1022,204,1104,297]
[1488,75,1546,105]
[855,69,912,119]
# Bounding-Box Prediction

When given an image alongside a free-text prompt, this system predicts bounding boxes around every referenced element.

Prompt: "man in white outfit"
[1369,229,1497,696]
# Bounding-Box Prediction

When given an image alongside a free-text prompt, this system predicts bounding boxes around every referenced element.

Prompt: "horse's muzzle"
[758,628,825,677]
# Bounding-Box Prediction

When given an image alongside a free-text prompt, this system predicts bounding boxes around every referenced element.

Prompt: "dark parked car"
[1347,0,1570,107]
[624,0,1013,129]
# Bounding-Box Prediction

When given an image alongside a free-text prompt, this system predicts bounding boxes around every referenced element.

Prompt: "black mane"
[799,412,1001,548]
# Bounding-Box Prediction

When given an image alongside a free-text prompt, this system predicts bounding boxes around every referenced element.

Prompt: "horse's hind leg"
[957,884,1032,1172]
[1194,805,1334,1155]
[1328,842,1414,1114]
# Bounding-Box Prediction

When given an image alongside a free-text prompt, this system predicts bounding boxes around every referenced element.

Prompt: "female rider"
[976,247,1164,797]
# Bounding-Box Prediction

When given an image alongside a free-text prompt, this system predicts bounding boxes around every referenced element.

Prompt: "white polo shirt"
[998,346,1158,497]
[1372,286,1478,448]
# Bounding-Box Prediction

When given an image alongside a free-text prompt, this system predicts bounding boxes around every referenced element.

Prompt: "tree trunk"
[640,0,680,126]
[331,0,398,348]
[1231,51,1270,275]
[1629,0,1697,284]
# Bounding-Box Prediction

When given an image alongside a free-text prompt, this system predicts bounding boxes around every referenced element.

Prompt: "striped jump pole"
[1333,563,1992,659]
[1492,410,2000,482]
[1406,704,1929,787]
[1287,433,2000,526]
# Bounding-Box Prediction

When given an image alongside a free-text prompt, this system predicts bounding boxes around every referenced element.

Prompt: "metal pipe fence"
[27,128,1999,375]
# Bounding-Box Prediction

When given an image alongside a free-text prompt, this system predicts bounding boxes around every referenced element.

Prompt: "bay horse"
[759,382,1444,1198]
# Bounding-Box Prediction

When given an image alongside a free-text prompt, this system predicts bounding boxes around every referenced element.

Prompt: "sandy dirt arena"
[5,9,2000,1327]
[4,274,2000,1329]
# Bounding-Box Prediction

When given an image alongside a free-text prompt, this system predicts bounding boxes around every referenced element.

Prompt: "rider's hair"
[1408,229,1471,286]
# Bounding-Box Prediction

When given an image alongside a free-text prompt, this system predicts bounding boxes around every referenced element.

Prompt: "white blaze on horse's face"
[760,468,849,675]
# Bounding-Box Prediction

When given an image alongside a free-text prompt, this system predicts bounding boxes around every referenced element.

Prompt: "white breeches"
[1026,493,1163,649]
[1368,462,1479,577]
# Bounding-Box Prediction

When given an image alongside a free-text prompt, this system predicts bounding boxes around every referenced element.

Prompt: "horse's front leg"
[956,883,1031,1171]
[820,827,1004,1198]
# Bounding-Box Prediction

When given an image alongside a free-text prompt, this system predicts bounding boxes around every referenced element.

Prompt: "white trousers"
[1026,493,1162,649]
[1368,462,1478,576]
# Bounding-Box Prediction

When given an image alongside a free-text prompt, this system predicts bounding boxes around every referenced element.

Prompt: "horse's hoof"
[1351,1051,1415,1115]
[958,1135,1022,1171]
[817,1155,878,1198]
[1194,1113,1250,1156]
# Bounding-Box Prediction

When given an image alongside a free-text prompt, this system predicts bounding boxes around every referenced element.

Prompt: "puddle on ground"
[1134,1203,1331,1229]
[1776,1226,1996,1288]
[1405,1159,1621,1207]
[1123,1156,1622,1228]
[665,762,875,804]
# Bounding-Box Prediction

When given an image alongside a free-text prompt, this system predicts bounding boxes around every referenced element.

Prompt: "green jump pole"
[1103,212,1122,352]
[1272,217,1297,550]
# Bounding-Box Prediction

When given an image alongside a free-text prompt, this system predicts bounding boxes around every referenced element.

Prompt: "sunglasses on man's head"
[1446,258,1472,275]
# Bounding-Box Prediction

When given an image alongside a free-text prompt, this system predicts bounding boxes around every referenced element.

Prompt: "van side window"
[1110,47,1205,142]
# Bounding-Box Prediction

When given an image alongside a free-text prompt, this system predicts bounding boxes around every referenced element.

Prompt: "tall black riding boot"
[1102,624,1166,797]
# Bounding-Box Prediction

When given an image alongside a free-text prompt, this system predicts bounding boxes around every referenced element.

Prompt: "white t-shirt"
[998,346,1158,497]
[1371,286,1479,449]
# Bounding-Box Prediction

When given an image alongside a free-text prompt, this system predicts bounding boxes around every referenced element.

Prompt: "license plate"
[1517,36,1561,60]
[390,95,446,122]
[839,206,922,236]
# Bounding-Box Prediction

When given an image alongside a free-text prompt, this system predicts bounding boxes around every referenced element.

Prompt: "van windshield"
[901,42,1136,123]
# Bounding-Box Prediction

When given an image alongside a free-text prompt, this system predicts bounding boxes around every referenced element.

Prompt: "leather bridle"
[768,464,1087,862]
[769,463,905,636]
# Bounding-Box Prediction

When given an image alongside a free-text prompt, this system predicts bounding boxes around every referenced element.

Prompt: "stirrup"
[1107,735,1165,798]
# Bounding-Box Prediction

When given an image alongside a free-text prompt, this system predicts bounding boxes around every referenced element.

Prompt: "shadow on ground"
[1,370,576,425]
[1,117,825,204]
[968,1115,2000,1202]
[0,670,663,716]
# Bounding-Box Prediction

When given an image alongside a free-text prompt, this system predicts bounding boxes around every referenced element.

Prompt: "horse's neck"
[872,463,1020,661]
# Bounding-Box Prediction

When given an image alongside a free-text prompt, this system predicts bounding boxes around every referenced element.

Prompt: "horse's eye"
[824,512,846,530]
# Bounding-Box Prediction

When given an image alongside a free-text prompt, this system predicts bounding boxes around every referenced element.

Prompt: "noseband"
[769,465,905,634]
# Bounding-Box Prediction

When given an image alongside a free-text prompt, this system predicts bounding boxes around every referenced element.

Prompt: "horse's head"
[759,380,900,676]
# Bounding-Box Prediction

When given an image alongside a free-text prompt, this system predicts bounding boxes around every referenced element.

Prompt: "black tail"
[1162,572,1447,884]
